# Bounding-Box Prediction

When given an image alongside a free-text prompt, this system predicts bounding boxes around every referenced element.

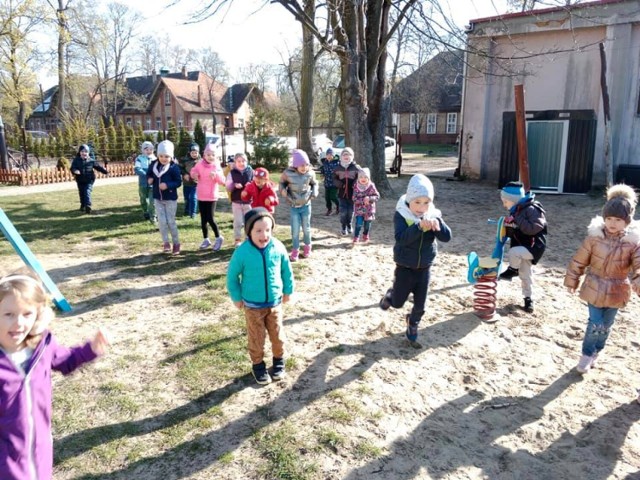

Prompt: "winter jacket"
[242,181,279,213]
[227,237,294,306]
[352,182,380,221]
[70,156,107,185]
[0,332,97,480]
[226,167,254,203]
[504,195,547,264]
[146,160,182,201]
[279,167,318,207]
[189,159,225,201]
[178,156,199,187]
[333,162,360,200]
[134,154,155,187]
[320,158,340,189]
[564,217,640,308]
[393,196,452,269]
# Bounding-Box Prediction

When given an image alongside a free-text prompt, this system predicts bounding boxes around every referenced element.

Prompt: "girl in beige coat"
[564,184,640,375]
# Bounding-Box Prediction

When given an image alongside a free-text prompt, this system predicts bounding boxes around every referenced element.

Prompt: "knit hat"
[254,167,269,179]
[79,144,90,153]
[189,143,200,152]
[326,147,334,155]
[501,181,525,204]
[342,147,354,157]
[405,174,434,203]
[244,207,275,236]
[157,140,174,157]
[602,184,637,224]
[359,167,371,179]
[141,141,154,152]
[292,149,310,168]
[203,143,216,156]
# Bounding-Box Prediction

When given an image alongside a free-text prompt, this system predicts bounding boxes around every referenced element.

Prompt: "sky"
[38,0,511,88]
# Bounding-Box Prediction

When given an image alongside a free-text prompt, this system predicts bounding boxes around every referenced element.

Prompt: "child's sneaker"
[362,234,370,243]
[351,237,359,248]
[199,238,212,250]
[576,354,593,374]
[499,266,519,281]
[213,236,224,251]
[271,357,286,381]
[252,361,272,385]
[325,209,332,216]
[162,242,171,253]
[379,288,393,310]
[591,352,599,369]
[290,249,299,262]
[341,227,348,236]
[347,226,353,235]
[172,243,181,255]
[405,315,418,342]
[522,297,534,313]
[302,244,311,258]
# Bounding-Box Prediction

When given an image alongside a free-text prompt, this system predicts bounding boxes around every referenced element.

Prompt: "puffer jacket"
[505,195,547,264]
[70,156,107,185]
[564,217,640,308]
[333,162,360,200]
[279,167,318,207]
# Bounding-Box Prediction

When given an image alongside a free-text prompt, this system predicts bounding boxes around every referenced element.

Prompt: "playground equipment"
[466,216,507,321]
[0,209,71,311]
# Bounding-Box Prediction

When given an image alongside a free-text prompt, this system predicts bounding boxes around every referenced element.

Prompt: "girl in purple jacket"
[0,272,109,480]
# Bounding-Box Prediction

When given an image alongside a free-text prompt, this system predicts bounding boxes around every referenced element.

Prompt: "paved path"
[0,176,137,197]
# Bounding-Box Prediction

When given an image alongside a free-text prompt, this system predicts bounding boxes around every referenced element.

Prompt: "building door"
[526,120,569,193]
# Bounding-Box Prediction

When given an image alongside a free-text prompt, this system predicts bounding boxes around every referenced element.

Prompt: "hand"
[73,170,80,175]
[183,174,190,181]
[241,191,248,199]
[364,197,370,205]
[159,182,167,191]
[147,178,153,185]
[234,301,243,309]
[265,198,271,206]
[283,294,290,304]
[90,328,111,356]
[420,218,440,232]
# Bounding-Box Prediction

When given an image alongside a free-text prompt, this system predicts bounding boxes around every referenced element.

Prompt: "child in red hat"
[241,167,279,214]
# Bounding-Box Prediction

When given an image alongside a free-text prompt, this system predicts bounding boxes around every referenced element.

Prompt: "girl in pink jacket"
[190,143,226,251]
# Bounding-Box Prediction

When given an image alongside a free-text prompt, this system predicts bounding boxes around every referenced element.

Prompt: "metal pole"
[514,84,531,192]
[0,116,8,170]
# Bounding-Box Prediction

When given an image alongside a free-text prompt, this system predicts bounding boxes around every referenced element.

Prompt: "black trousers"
[198,200,220,239]
[389,265,431,325]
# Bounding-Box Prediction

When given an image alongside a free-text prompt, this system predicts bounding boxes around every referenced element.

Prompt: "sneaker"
[162,242,171,253]
[143,212,150,220]
[252,361,272,385]
[172,243,181,255]
[271,357,286,381]
[405,315,418,342]
[212,236,224,251]
[302,244,311,258]
[499,266,519,281]
[522,297,534,313]
[362,234,370,243]
[325,209,332,216]
[341,227,348,236]
[379,288,393,311]
[347,226,352,235]
[351,237,359,248]
[591,352,599,369]
[290,249,299,262]
[199,238,212,250]
[576,354,593,374]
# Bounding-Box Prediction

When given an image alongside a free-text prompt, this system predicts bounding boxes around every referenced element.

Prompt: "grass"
[402,143,458,155]
[254,422,318,480]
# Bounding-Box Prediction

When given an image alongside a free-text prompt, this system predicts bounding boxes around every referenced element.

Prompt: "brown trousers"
[244,305,286,365]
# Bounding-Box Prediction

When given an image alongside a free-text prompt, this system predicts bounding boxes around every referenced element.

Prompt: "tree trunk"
[56,0,68,120]
[298,0,316,160]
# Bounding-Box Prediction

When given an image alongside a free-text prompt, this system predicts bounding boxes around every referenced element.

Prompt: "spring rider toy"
[466,216,508,321]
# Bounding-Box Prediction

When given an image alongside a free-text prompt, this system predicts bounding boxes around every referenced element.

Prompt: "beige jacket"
[564,217,640,308]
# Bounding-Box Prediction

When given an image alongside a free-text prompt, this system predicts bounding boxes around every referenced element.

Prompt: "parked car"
[222,134,254,162]
[331,134,399,172]
[25,130,48,139]
[312,134,333,157]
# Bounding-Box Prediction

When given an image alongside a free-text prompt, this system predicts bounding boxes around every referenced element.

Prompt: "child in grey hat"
[134,141,156,223]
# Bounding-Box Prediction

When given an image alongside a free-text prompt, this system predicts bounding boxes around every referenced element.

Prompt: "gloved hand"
[504,215,517,228]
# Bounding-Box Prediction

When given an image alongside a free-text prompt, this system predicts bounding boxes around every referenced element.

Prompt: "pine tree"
[193,120,206,152]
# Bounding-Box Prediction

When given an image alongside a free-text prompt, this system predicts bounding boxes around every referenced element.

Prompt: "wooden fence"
[0,163,135,186]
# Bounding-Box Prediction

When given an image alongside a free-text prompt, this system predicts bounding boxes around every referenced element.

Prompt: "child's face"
[604,216,626,235]
[204,151,216,163]
[0,292,37,353]
[296,164,310,174]
[235,158,247,170]
[80,150,89,160]
[158,154,171,165]
[255,177,267,188]
[143,147,154,155]
[341,152,353,163]
[358,175,369,185]
[408,196,431,217]
[250,218,273,248]
[326,153,333,161]
[502,198,515,210]
[189,150,199,158]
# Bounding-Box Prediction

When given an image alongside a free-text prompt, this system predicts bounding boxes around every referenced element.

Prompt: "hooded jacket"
[564,217,640,308]
[0,332,97,480]
[505,195,547,264]
[70,156,107,185]
[146,160,182,201]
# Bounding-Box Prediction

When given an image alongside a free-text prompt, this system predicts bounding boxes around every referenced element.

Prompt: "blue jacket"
[227,237,294,306]
[134,154,155,187]
[70,156,107,184]
[393,207,452,269]
[147,160,182,201]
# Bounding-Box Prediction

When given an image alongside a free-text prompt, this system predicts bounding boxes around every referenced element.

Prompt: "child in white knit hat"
[351,167,380,246]
[379,174,452,345]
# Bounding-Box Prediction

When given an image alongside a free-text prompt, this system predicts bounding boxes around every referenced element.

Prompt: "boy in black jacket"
[70,144,108,214]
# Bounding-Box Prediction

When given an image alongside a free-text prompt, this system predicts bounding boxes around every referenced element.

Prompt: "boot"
[271,357,286,381]
[499,266,519,281]
[522,297,533,313]
[85,206,92,214]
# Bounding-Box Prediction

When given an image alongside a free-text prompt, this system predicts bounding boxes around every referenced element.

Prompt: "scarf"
[152,161,170,178]
[395,195,441,222]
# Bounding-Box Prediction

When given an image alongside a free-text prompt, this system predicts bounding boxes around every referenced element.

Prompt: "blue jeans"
[76,181,93,208]
[581,304,618,356]
[183,185,197,216]
[290,204,311,250]
[354,216,372,238]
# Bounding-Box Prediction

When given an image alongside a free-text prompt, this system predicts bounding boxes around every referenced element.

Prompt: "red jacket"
[241,181,279,213]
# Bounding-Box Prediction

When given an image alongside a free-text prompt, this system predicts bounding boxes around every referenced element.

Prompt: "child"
[227,208,294,385]
[225,153,254,247]
[70,144,108,214]
[190,143,226,251]
[134,141,156,223]
[279,149,319,261]
[179,143,200,218]
[222,156,235,202]
[379,174,452,343]
[147,140,182,255]
[333,147,360,235]
[564,184,640,374]
[351,167,380,246]
[242,167,279,213]
[320,148,340,215]
[0,271,109,479]
[498,181,548,312]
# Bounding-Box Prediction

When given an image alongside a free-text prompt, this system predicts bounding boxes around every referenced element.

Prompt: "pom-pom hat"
[244,207,275,236]
[254,167,269,179]
[405,174,434,203]
[292,149,310,168]
[501,181,525,204]
[602,184,637,224]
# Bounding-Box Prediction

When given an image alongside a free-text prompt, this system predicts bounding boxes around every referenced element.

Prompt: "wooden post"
[514,85,530,192]
[599,42,613,186]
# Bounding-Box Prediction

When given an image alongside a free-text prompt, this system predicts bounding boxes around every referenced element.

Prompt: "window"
[178,118,183,128]
[446,112,458,134]
[427,113,437,134]
[409,114,417,134]
[156,117,161,129]
[164,90,171,106]
[166,116,172,126]
[126,117,132,127]
[238,118,244,128]
[146,118,151,129]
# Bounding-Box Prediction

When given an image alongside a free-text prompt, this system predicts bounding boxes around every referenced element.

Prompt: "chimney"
[151,69,157,82]
[197,85,202,107]
[181,65,187,78]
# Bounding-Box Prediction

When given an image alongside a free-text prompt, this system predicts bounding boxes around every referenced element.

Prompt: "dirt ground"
[4,154,640,479]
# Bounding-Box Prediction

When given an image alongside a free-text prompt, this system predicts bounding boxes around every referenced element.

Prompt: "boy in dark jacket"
[71,144,108,214]
[498,181,547,313]
[379,174,452,344]
[332,147,360,235]
[178,143,200,218]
